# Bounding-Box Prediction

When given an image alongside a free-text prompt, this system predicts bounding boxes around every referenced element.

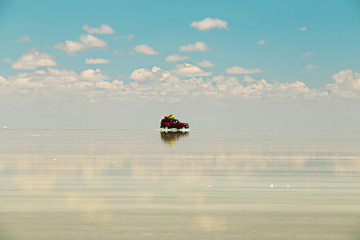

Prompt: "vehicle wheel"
[164,126,169,130]
[181,126,186,130]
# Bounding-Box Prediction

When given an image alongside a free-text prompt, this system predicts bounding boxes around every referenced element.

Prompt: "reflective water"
[0,129,359,240]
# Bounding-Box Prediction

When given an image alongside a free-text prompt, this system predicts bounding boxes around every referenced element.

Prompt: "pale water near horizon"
[0,129,359,240]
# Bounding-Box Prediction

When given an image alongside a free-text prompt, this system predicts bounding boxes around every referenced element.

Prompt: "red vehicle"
[160,115,189,130]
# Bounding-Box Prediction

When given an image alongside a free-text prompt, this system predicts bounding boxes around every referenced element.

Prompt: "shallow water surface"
[0,129,359,240]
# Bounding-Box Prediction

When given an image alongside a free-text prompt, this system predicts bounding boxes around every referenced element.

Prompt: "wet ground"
[0,129,359,240]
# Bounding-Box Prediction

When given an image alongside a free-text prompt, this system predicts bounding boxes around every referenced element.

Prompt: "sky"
[0,0,359,129]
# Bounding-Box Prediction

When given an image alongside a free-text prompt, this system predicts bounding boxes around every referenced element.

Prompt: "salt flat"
[0,129,359,240]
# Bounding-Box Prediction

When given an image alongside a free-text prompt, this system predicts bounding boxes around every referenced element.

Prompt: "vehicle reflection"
[160,131,189,146]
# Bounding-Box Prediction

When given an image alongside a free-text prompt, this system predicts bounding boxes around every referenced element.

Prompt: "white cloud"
[180,41,209,52]
[130,66,170,81]
[202,75,328,100]
[129,68,153,81]
[11,48,57,70]
[79,34,107,48]
[227,77,326,100]
[0,76,8,84]
[45,68,79,83]
[165,54,189,62]
[326,69,360,99]
[258,40,266,45]
[306,64,318,69]
[212,75,241,92]
[302,52,315,57]
[226,66,262,75]
[0,65,343,110]
[15,34,30,43]
[85,58,110,64]
[133,44,158,55]
[171,63,212,77]
[243,75,256,83]
[54,34,107,55]
[96,80,124,90]
[54,40,85,55]
[197,60,215,68]
[9,68,80,88]
[299,26,307,31]
[13,77,44,88]
[83,24,114,34]
[0,68,122,102]
[190,18,228,31]
[80,69,109,82]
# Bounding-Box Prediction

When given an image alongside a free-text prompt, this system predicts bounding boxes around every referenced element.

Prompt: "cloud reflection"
[192,215,228,231]
[0,130,359,218]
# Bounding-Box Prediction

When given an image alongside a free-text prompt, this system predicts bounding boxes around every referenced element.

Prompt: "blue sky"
[0,0,359,128]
